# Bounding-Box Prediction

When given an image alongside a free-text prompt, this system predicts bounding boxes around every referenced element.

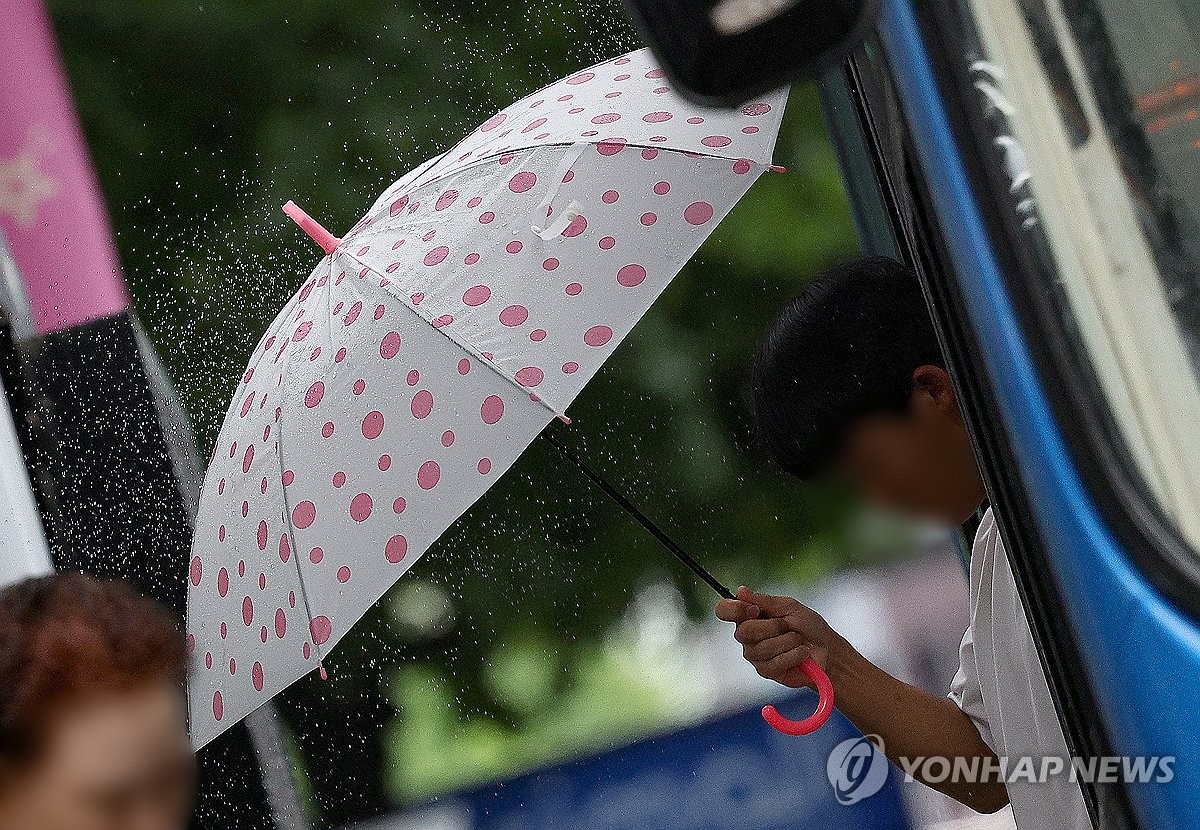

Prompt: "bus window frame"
[909,0,1200,621]
[894,0,1200,821]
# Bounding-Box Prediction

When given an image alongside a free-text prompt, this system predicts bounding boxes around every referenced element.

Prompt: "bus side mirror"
[624,0,881,107]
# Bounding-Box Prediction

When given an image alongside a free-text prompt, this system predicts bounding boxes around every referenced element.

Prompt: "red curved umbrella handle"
[761,657,835,736]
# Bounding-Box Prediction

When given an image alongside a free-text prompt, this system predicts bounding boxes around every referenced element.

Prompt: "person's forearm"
[826,638,1010,813]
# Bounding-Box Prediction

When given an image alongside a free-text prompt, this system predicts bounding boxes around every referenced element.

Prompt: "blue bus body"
[844,1,1200,825]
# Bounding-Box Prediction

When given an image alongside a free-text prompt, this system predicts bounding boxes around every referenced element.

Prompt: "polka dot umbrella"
[186,48,816,748]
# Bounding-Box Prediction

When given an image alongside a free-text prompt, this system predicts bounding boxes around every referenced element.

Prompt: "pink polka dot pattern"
[583,325,614,347]
[187,47,785,749]
[350,126,776,408]
[508,171,537,193]
[498,305,529,327]
[616,264,648,287]
[187,257,559,746]
[684,201,715,225]
[462,284,491,306]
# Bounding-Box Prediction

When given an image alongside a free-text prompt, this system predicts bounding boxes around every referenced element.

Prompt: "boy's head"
[752,256,986,525]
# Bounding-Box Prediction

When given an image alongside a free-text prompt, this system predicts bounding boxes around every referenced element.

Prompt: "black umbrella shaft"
[540,430,735,601]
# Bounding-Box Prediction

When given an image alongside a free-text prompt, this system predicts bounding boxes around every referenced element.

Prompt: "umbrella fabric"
[187,48,786,747]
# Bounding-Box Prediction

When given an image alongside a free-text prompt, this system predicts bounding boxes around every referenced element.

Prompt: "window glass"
[955,0,1200,550]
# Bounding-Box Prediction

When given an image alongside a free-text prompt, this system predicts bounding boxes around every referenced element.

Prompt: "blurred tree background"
[49,0,858,826]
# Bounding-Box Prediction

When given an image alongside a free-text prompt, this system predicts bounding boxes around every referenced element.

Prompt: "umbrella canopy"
[187,48,787,747]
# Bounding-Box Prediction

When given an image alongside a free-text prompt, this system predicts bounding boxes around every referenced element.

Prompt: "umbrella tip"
[283,200,341,255]
[318,662,329,681]
[770,164,787,174]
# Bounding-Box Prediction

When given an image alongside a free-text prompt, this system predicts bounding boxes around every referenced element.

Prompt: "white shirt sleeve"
[948,622,998,753]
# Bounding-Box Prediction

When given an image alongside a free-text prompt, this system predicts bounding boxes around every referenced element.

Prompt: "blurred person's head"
[751,256,986,524]
[0,573,193,830]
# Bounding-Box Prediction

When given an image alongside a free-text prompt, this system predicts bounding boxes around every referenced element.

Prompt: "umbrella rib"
[337,247,572,421]
[278,464,326,671]
[443,137,778,179]
[334,143,777,420]
[416,50,784,190]
[277,277,329,672]
[428,50,625,168]
[350,141,775,227]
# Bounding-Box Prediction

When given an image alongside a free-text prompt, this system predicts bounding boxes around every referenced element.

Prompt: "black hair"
[750,256,946,479]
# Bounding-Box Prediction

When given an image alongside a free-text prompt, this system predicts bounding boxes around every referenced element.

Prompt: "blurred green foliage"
[50,0,857,825]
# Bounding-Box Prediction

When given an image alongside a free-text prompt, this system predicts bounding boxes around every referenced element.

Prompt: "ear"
[911,365,958,415]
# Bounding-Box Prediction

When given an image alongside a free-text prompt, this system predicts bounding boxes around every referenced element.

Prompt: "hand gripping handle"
[760,657,835,736]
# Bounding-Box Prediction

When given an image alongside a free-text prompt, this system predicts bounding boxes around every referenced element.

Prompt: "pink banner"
[0,0,130,335]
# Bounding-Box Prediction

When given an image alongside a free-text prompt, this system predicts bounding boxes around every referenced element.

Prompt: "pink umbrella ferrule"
[283,200,340,254]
